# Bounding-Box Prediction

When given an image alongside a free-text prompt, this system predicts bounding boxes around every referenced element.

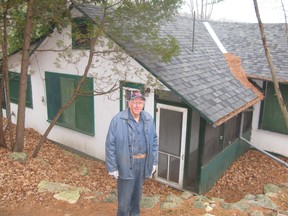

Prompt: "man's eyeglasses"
[131,101,145,106]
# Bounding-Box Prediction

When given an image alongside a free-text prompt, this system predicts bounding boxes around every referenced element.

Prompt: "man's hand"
[109,170,119,179]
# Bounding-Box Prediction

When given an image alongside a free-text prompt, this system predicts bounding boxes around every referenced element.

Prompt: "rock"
[53,190,80,204]
[194,200,206,209]
[38,180,90,193]
[246,194,278,211]
[140,195,160,209]
[220,201,251,211]
[9,152,27,163]
[181,191,194,200]
[161,194,183,209]
[104,192,117,203]
[249,210,264,216]
[35,157,49,166]
[78,165,89,176]
[264,184,281,197]
[205,205,213,212]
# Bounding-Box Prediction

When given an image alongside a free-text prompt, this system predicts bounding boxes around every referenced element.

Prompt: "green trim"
[198,135,250,194]
[119,81,144,111]
[261,82,288,134]
[45,71,95,136]
[196,117,206,189]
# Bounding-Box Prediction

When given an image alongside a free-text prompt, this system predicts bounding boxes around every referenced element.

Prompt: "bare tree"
[0,1,15,149]
[187,0,224,19]
[253,0,288,129]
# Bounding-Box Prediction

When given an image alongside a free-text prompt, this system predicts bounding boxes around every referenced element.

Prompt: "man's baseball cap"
[130,91,145,101]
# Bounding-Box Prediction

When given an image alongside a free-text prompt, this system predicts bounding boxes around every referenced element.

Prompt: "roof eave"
[247,74,288,84]
[213,96,262,127]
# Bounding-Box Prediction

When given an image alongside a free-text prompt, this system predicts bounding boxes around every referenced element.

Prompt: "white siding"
[7,24,158,161]
[250,81,288,157]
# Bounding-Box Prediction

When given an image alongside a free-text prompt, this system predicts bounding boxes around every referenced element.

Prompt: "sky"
[180,0,288,23]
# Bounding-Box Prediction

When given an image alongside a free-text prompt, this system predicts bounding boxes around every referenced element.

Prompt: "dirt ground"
[0,128,287,216]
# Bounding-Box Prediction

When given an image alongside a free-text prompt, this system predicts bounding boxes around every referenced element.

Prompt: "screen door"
[155,103,187,188]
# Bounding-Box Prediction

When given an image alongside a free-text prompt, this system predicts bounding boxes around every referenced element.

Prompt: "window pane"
[203,123,223,163]
[60,77,76,127]
[169,156,180,183]
[159,109,182,156]
[243,111,253,133]
[224,115,241,147]
[72,18,91,49]
[158,153,168,179]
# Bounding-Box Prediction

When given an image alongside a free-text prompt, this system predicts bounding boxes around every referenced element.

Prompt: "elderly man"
[105,91,158,216]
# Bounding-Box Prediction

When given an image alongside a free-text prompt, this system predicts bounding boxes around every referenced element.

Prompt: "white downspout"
[239,111,288,168]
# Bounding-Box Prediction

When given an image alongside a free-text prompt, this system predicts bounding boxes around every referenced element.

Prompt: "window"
[203,113,242,164]
[45,72,94,136]
[203,122,224,164]
[242,110,253,134]
[119,81,144,111]
[72,17,92,49]
[223,115,241,148]
[260,82,288,135]
[9,71,33,108]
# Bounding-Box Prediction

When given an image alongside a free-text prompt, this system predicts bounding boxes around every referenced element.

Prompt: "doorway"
[155,103,187,188]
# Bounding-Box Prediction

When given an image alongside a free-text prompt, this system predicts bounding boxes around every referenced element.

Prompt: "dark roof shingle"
[75,4,260,126]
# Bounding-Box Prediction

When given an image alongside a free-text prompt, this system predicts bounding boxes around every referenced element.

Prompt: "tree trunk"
[0,65,6,148]
[253,0,288,129]
[13,0,34,152]
[0,2,11,149]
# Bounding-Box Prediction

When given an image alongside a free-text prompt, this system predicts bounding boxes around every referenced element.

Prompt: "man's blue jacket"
[105,109,158,179]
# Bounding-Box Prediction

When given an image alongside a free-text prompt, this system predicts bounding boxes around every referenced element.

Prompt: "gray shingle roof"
[209,22,288,82]
[75,4,260,126]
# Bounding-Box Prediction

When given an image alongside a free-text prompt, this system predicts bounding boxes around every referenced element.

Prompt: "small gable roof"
[74,4,261,126]
[210,22,288,83]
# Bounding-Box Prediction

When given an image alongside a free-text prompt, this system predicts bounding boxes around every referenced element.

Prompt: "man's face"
[128,98,145,116]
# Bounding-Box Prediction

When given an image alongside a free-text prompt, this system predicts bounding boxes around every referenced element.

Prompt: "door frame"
[155,103,188,188]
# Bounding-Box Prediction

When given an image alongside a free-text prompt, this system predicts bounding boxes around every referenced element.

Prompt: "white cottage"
[6,3,265,194]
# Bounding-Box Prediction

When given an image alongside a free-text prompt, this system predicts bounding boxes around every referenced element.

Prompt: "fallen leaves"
[206,150,288,202]
[0,127,287,212]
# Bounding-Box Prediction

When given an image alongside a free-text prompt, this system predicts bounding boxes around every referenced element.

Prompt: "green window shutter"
[9,71,33,108]
[45,72,62,122]
[261,82,288,135]
[45,72,94,136]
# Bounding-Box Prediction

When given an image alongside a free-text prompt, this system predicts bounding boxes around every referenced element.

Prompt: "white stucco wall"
[7,23,159,161]
[251,100,288,157]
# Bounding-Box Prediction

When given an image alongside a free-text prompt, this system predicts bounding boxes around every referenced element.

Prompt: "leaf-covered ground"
[0,128,287,215]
